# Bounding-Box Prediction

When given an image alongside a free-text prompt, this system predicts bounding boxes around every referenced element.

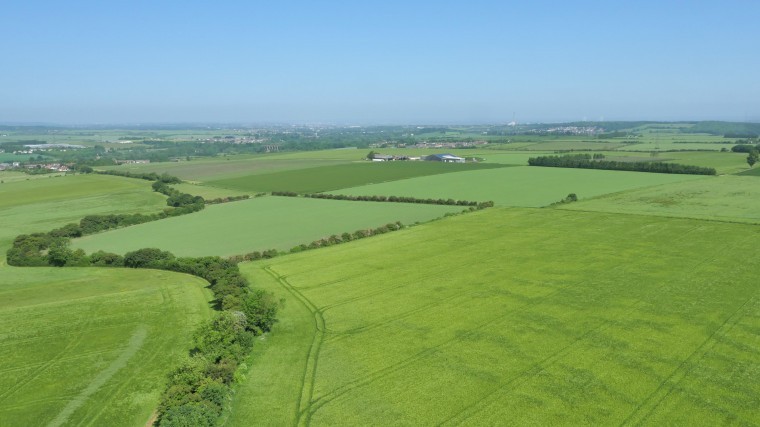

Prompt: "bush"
[123,248,175,268]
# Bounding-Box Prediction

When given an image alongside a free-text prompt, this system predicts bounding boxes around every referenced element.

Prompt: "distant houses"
[114,159,150,165]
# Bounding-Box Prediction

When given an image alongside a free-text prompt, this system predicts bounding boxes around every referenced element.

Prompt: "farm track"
[263,266,325,427]
[76,285,179,427]
[46,325,148,427]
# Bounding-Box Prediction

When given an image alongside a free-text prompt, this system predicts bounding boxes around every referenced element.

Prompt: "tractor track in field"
[620,292,759,426]
[304,274,598,420]
[445,233,755,426]
[263,266,325,427]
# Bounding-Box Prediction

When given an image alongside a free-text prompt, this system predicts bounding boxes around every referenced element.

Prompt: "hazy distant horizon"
[2,1,757,125]
[2,116,760,128]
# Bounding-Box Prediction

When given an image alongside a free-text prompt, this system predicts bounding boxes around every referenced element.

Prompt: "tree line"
[7,235,278,426]
[527,154,716,175]
[272,191,495,209]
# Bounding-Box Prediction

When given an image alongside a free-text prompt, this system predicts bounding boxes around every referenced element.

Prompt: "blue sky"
[1,0,758,124]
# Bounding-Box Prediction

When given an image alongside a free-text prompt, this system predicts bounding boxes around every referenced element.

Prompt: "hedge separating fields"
[7,172,495,426]
[528,154,717,175]
[272,191,495,209]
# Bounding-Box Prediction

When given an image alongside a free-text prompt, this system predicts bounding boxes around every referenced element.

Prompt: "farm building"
[424,153,465,163]
[370,153,410,161]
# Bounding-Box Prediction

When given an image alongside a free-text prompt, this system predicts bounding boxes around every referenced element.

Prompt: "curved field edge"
[71,197,465,257]
[558,175,760,224]
[228,208,760,425]
[0,266,214,426]
[207,161,509,194]
[327,166,703,207]
[0,173,168,262]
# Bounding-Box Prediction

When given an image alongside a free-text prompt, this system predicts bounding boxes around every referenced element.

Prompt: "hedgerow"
[527,154,716,175]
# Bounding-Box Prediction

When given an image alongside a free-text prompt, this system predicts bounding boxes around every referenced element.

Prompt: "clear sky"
[1,0,758,124]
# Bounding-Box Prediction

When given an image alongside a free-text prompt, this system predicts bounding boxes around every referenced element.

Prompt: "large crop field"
[0,172,213,425]
[230,208,760,425]
[99,156,352,182]
[208,161,507,193]
[560,175,760,223]
[4,127,760,426]
[330,166,702,207]
[0,266,212,426]
[0,174,167,256]
[72,196,465,257]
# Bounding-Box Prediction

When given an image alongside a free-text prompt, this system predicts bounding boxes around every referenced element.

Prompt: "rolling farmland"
[2,123,760,426]
[0,172,212,426]
[0,267,212,426]
[230,208,760,425]
[72,196,465,257]
[208,161,507,194]
[560,175,760,223]
[329,166,703,207]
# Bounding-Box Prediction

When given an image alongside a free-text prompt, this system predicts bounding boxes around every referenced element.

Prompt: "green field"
[4,127,760,426]
[99,156,352,182]
[0,172,214,426]
[0,267,212,426]
[330,166,702,207]
[0,174,166,256]
[738,167,760,176]
[72,196,465,257]
[208,161,508,193]
[559,175,760,223]
[169,182,251,199]
[230,208,760,425]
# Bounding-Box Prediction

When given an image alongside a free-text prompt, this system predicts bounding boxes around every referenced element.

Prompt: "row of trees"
[6,236,277,427]
[731,144,760,153]
[97,169,182,183]
[205,195,254,205]
[271,191,495,209]
[528,155,717,175]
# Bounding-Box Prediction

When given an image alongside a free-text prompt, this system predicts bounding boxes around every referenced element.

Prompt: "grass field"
[0,174,166,256]
[169,182,251,199]
[329,166,702,207]
[72,196,465,257]
[660,151,749,175]
[208,161,508,194]
[0,267,212,426]
[229,208,760,425]
[559,175,760,224]
[738,167,760,176]
[0,172,215,426]
[99,156,352,182]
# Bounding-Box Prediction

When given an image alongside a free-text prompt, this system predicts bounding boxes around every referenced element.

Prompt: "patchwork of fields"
[2,137,760,426]
[230,208,760,425]
[329,166,702,207]
[208,161,507,193]
[560,175,760,223]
